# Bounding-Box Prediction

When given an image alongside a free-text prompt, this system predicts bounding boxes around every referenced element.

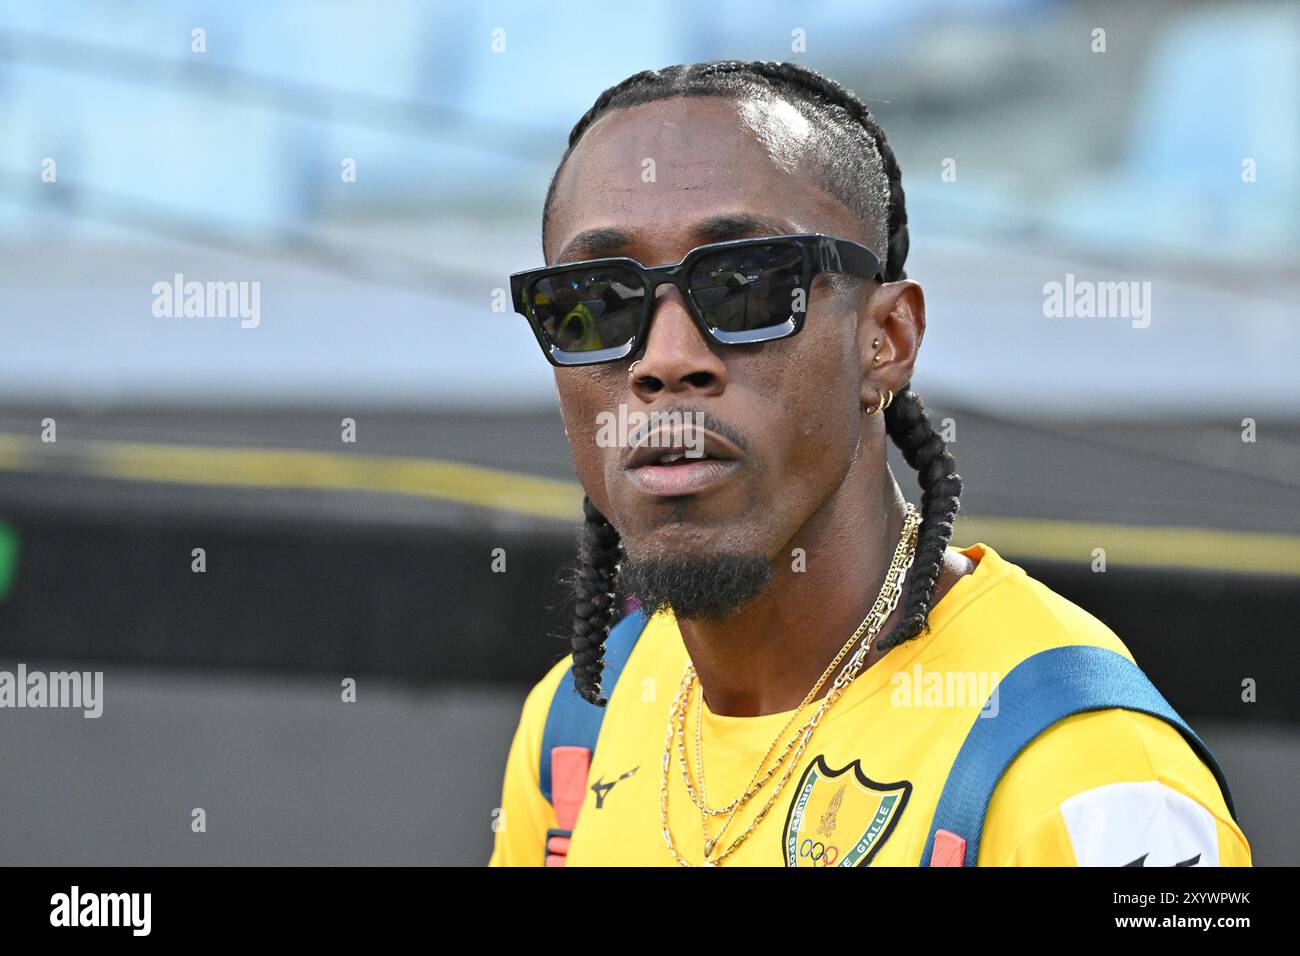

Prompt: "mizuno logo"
[591,766,638,809]
[1123,852,1201,867]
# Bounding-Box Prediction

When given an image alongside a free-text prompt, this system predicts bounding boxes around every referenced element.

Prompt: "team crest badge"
[782,755,911,867]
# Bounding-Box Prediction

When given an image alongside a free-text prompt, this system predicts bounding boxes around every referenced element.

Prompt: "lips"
[623,426,742,497]
[624,427,739,468]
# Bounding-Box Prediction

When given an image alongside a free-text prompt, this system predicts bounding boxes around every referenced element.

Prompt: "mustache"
[634,407,750,454]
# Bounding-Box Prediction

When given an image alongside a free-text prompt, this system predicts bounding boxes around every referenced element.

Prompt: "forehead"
[545,94,865,263]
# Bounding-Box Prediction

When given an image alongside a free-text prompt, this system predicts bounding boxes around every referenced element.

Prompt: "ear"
[857,280,926,411]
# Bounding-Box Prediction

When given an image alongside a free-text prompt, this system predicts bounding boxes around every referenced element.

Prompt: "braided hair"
[548,61,962,705]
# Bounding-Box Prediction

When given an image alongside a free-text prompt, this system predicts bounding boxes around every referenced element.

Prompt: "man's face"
[544,94,878,581]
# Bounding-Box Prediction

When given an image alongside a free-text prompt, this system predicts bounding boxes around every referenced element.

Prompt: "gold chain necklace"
[691,503,921,860]
[659,503,921,866]
[681,502,915,816]
[679,501,920,819]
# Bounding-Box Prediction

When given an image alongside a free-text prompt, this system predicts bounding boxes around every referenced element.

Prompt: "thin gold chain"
[686,504,920,842]
[663,514,918,866]
[660,503,921,866]
[683,579,871,819]
[693,503,920,860]
[679,500,920,824]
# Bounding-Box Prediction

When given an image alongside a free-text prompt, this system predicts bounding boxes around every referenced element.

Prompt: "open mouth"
[645,451,704,465]
[623,428,742,497]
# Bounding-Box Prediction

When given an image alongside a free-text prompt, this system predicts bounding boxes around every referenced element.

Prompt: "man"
[490,60,1250,867]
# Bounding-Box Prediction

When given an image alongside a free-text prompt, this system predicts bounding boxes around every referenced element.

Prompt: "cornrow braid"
[690,59,910,284]
[570,495,622,705]
[552,60,960,705]
[876,385,963,651]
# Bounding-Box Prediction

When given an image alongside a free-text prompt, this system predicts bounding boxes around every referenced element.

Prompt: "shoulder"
[487,652,575,866]
[982,708,1250,865]
[935,544,1249,866]
[925,543,1132,672]
[511,607,670,763]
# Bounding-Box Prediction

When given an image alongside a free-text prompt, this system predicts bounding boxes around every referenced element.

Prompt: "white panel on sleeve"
[1059,781,1220,867]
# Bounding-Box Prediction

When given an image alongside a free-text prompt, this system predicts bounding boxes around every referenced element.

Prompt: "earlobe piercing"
[866,387,894,416]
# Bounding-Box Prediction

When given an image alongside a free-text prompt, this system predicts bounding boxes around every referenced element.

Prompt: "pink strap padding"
[551,746,592,832]
[930,829,968,867]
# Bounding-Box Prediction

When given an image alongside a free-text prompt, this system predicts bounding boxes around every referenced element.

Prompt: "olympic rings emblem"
[799,838,840,867]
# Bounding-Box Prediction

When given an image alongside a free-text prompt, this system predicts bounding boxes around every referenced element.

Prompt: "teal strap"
[922,644,1236,866]
[538,609,649,804]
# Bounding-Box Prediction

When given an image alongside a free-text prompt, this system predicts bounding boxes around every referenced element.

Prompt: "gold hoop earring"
[867,387,894,416]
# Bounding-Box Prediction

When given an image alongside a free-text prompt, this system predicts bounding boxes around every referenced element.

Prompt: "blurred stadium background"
[0,0,1296,864]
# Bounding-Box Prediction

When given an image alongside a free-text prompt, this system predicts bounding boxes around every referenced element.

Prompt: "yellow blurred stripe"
[0,433,582,522]
[0,432,1297,575]
[955,515,1300,577]
[0,436,23,470]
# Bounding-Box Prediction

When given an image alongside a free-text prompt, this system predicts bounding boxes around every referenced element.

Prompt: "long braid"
[877,386,963,650]
[554,60,961,704]
[569,496,622,705]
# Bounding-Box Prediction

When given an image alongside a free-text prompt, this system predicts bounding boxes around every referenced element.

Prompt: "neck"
[676,454,913,718]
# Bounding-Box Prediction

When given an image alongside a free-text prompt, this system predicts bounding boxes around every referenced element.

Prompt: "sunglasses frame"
[509,233,883,367]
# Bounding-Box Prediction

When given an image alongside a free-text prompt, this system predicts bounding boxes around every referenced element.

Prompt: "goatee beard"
[620,552,772,620]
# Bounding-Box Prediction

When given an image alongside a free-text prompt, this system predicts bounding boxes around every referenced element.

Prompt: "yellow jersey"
[489,542,1251,867]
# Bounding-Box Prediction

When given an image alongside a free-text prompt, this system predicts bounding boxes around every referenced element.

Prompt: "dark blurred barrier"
[0,497,578,686]
[0,498,1294,724]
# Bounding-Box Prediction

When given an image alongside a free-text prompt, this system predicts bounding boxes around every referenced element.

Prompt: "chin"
[622,515,744,561]
[616,484,766,548]
[618,547,774,622]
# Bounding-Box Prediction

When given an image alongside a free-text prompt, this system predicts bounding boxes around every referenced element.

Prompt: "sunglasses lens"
[688,243,804,338]
[527,266,644,356]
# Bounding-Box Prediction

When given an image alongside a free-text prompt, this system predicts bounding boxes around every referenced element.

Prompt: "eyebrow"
[554,212,799,264]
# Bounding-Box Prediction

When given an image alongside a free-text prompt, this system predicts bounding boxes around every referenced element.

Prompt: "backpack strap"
[922,644,1236,867]
[538,608,650,864]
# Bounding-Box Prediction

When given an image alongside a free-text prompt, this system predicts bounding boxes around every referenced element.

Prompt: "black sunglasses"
[509,233,883,367]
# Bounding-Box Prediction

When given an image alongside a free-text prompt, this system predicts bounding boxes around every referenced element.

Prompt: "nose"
[629,284,727,400]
